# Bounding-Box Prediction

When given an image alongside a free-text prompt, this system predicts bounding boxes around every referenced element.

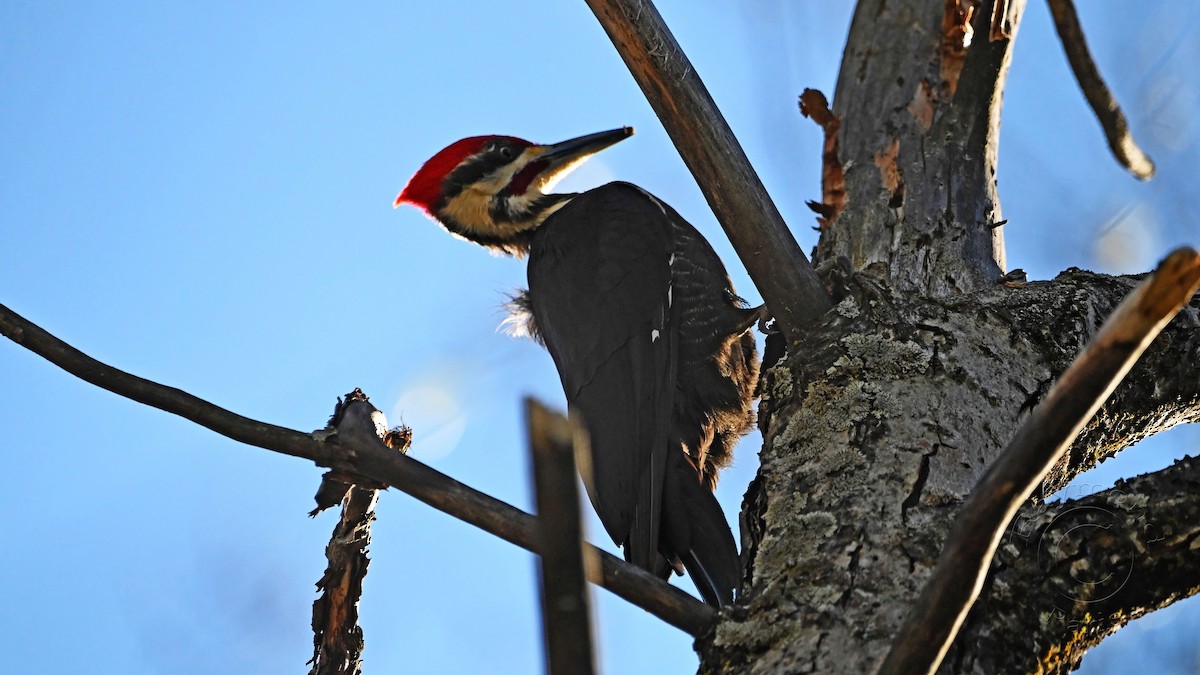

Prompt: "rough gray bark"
[705,271,1199,673]
[698,0,1200,672]
[816,0,1024,295]
[960,453,1200,673]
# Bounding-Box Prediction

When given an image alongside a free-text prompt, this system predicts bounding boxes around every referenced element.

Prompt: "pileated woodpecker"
[396,127,759,606]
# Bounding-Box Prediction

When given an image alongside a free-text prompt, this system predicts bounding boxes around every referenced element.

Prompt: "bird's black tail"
[660,450,742,607]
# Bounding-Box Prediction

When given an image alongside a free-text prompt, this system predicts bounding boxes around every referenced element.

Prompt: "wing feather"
[527,183,676,569]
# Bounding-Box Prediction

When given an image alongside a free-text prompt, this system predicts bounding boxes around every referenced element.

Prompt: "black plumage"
[397,129,760,606]
[523,183,758,605]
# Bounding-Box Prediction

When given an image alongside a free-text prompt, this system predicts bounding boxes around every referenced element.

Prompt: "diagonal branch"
[1029,272,1200,494]
[583,0,832,344]
[957,268,1200,495]
[1047,0,1155,180]
[0,302,716,637]
[879,247,1200,675]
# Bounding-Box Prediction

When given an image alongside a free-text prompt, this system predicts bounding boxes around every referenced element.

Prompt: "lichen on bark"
[698,0,1199,671]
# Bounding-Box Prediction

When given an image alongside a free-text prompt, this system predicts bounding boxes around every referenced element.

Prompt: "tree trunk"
[699,1,1200,672]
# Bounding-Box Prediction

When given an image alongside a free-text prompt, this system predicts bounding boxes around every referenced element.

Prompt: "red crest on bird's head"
[393,127,632,256]
[395,135,534,212]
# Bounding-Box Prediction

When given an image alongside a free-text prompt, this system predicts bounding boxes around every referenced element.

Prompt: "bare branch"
[1029,273,1200,494]
[0,302,716,637]
[879,247,1200,675]
[527,399,597,675]
[960,453,1200,672]
[583,0,832,344]
[0,305,337,462]
[954,268,1200,495]
[1047,0,1155,180]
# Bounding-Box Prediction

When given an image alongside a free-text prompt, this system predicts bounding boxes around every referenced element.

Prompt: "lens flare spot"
[1093,203,1159,274]
[391,385,466,461]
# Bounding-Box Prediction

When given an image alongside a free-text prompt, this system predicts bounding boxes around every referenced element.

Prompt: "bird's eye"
[499,146,515,160]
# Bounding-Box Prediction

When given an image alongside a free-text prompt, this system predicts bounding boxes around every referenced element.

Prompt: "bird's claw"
[753,306,779,335]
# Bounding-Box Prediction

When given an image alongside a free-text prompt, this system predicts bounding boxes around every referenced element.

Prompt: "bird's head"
[395,127,633,256]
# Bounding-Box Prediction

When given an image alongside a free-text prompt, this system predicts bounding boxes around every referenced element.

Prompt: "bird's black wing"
[527,182,677,572]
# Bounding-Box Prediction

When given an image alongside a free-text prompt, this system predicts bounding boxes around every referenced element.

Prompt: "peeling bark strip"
[907,79,935,131]
[879,248,1200,675]
[941,0,981,93]
[799,88,845,230]
[989,0,1014,41]
[872,139,905,209]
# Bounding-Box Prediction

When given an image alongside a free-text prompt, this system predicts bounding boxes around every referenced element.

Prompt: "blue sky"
[1,2,1197,673]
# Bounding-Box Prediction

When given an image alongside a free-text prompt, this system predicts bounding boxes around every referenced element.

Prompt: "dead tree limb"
[931,267,1200,495]
[1047,0,1155,179]
[308,391,410,675]
[0,302,716,637]
[958,453,1200,672]
[309,484,375,675]
[879,247,1200,675]
[527,399,597,675]
[583,0,832,344]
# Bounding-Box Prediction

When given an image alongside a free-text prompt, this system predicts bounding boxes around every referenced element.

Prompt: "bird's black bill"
[539,127,634,166]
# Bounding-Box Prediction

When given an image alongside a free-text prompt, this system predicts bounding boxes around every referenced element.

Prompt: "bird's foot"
[752,305,778,335]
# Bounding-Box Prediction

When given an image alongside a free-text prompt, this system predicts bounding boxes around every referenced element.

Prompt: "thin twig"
[878,247,1200,675]
[584,0,832,344]
[1047,0,1155,180]
[527,399,596,675]
[0,302,717,637]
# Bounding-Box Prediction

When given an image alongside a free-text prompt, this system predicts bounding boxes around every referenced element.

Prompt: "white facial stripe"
[437,145,579,241]
[532,198,570,223]
[503,192,536,217]
[442,188,530,238]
